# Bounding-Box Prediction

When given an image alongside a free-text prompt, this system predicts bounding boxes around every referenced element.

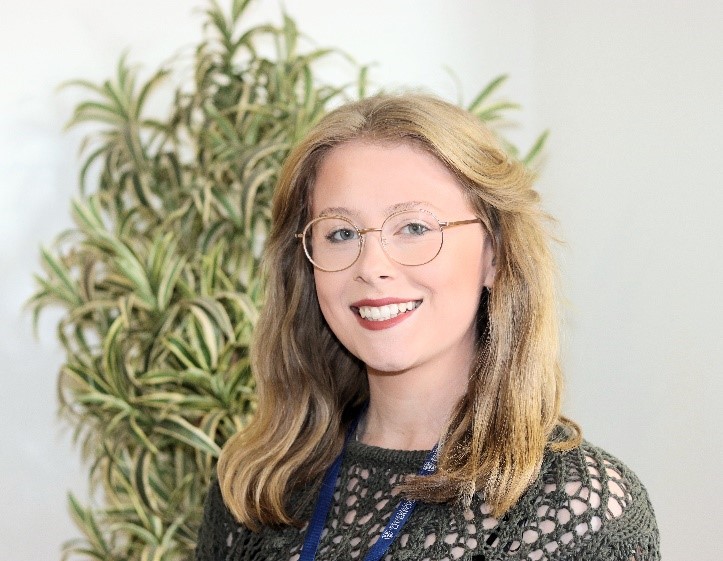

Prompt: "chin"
[361,356,416,376]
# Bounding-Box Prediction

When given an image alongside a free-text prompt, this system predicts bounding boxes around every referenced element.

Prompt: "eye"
[326,227,359,242]
[398,221,431,236]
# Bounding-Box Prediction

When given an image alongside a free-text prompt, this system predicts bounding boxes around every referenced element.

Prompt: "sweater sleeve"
[195,479,238,561]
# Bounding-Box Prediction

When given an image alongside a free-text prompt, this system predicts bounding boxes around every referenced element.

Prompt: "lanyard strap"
[361,444,438,561]
[298,418,359,561]
[298,419,439,561]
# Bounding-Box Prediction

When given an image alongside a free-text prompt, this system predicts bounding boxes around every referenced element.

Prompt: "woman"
[196,93,659,560]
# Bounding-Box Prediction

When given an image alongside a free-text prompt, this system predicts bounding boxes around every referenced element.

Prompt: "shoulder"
[201,478,236,531]
[523,434,660,560]
[195,479,239,561]
[475,434,661,560]
[195,479,308,561]
[543,437,655,521]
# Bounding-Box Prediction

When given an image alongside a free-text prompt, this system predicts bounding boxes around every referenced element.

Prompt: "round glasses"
[295,209,482,272]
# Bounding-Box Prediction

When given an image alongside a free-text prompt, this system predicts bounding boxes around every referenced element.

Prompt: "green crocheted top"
[196,434,659,561]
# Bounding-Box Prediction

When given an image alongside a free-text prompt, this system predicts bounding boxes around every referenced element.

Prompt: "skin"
[311,140,496,450]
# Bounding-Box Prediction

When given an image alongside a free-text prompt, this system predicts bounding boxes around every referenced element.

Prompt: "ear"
[482,235,497,289]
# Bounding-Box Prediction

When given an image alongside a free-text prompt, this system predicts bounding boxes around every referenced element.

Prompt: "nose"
[354,228,394,280]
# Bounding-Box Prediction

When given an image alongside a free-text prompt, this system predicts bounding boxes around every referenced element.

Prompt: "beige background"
[1,1,721,559]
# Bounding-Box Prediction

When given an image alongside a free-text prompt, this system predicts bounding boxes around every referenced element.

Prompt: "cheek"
[429,243,487,318]
[434,272,484,321]
[313,272,343,325]
[443,239,487,288]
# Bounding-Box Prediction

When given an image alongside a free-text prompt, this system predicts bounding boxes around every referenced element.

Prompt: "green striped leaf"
[39,248,82,307]
[155,415,221,457]
[468,74,508,113]
[67,493,112,556]
[163,335,202,370]
[190,297,235,341]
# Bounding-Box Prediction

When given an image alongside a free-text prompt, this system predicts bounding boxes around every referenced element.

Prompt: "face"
[309,140,496,377]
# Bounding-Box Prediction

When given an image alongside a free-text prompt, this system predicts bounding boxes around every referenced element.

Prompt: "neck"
[359,364,469,451]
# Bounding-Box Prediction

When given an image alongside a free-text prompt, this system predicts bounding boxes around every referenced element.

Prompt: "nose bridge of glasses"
[355,226,395,270]
[356,226,387,248]
[357,226,384,237]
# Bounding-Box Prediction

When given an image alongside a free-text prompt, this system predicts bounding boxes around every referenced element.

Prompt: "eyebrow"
[318,200,440,218]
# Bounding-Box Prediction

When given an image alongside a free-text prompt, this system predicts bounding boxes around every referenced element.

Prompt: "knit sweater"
[196,436,659,561]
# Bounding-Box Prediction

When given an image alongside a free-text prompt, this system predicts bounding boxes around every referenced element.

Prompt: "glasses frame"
[294,208,482,272]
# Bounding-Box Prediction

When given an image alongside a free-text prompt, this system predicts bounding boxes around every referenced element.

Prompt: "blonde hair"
[217,92,580,529]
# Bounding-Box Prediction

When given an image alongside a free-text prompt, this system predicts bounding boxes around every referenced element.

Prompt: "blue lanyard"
[298,417,439,561]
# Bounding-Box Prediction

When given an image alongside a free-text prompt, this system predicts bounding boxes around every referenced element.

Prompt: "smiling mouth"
[354,300,422,321]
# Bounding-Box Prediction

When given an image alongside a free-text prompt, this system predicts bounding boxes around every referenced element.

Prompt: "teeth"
[358,301,420,321]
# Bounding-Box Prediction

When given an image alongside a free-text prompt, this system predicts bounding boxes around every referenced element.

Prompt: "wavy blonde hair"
[217,92,580,529]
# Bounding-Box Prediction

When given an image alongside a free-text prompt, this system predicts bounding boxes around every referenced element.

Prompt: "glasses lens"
[381,210,443,266]
[303,216,361,271]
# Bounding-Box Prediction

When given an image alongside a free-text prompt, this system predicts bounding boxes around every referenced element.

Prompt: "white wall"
[1,1,720,559]
[530,6,722,561]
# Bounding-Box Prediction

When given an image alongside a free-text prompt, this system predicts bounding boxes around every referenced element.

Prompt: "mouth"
[352,300,422,322]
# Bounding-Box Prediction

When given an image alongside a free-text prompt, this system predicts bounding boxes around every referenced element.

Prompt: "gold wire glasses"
[295,208,482,272]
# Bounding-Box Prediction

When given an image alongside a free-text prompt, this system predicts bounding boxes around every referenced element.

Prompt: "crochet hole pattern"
[282,448,634,561]
[199,438,658,561]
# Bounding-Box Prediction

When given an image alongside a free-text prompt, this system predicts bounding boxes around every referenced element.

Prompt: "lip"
[350,297,422,331]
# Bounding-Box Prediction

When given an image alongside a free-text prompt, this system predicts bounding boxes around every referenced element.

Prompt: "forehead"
[310,140,470,219]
